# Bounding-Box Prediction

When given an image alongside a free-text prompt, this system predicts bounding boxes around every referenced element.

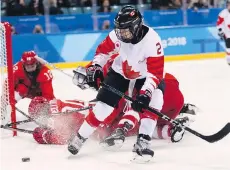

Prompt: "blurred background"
[0,0,227,65]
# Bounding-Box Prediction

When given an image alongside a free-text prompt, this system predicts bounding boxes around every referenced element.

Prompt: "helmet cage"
[114,13,143,43]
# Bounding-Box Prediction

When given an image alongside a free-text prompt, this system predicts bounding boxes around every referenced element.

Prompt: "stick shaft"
[1,126,34,134]
[8,119,32,127]
[51,105,93,115]
[35,56,73,78]
[101,83,230,143]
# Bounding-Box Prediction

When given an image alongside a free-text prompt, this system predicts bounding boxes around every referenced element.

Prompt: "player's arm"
[92,32,117,67]
[38,67,55,100]
[141,36,164,95]
[74,32,117,90]
[13,62,28,102]
[131,34,164,113]
[217,10,226,39]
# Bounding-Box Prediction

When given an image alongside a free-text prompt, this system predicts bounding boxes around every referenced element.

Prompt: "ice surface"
[1,59,230,170]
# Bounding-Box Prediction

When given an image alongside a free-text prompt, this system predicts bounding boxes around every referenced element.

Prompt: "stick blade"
[186,123,230,143]
[204,123,230,143]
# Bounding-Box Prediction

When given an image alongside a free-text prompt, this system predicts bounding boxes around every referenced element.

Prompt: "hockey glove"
[86,64,104,90]
[131,90,151,113]
[218,28,225,40]
[73,66,88,89]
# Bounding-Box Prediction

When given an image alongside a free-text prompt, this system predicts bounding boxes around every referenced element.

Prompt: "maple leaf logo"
[122,60,141,79]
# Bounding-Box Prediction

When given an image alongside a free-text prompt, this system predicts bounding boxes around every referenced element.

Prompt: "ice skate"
[132,134,154,163]
[171,116,189,143]
[177,103,198,123]
[100,121,132,150]
[180,103,198,115]
[68,133,87,155]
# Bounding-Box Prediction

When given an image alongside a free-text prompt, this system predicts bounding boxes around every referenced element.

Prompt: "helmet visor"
[115,28,133,43]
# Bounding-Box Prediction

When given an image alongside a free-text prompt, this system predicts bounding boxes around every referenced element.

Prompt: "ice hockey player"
[68,5,165,162]
[101,72,189,149]
[29,97,89,144]
[72,55,196,148]
[217,0,230,65]
[13,51,55,102]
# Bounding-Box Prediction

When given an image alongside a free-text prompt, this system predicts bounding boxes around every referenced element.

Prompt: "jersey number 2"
[44,70,53,80]
[156,42,162,55]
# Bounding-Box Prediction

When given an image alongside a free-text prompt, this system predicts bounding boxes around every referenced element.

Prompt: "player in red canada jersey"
[13,51,55,102]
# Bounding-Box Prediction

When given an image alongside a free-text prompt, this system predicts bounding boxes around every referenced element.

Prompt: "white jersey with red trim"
[217,9,230,38]
[92,25,164,93]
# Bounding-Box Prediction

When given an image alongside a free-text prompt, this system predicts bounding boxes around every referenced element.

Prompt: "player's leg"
[100,78,145,148]
[132,88,163,162]
[101,108,140,148]
[152,83,186,142]
[68,69,129,155]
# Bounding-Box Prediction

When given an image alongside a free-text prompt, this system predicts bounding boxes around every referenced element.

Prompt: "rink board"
[11,25,225,65]
[50,52,226,69]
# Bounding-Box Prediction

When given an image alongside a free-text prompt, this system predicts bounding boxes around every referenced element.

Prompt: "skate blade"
[100,140,123,151]
[131,153,152,164]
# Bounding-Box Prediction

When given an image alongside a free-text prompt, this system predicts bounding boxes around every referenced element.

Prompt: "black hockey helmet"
[114,5,143,43]
[227,0,230,11]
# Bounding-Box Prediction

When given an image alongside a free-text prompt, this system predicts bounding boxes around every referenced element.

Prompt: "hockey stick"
[1,125,34,134]
[1,119,33,128]
[16,107,49,128]
[101,82,230,143]
[35,56,95,91]
[51,105,93,115]
[35,56,73,78]
[51,98,96,115]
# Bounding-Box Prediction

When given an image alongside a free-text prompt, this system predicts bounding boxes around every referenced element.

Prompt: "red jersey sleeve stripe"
[217,16,224,26]
[147,56,164,82]
[95,36,115,56]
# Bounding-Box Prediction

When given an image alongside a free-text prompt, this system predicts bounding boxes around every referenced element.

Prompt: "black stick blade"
[185,123,230,143]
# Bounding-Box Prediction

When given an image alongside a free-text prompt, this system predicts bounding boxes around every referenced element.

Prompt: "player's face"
[115,28,133,42]
[24,63,37,72]
[227,3,230,10]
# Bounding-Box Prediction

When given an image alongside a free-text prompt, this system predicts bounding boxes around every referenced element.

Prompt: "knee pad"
[93,101,114,121]
[86,101,114,127]
[118,109,140,130]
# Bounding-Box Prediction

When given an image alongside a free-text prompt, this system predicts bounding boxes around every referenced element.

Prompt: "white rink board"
[1,59,230,170]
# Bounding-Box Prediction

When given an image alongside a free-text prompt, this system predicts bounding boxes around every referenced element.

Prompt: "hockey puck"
[22,157,30,162]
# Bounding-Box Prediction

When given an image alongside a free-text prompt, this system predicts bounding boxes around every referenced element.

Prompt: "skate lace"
[176,117,189,126]
[71,135,84,148]
[136,137,150,150]
[110,128,125,138]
